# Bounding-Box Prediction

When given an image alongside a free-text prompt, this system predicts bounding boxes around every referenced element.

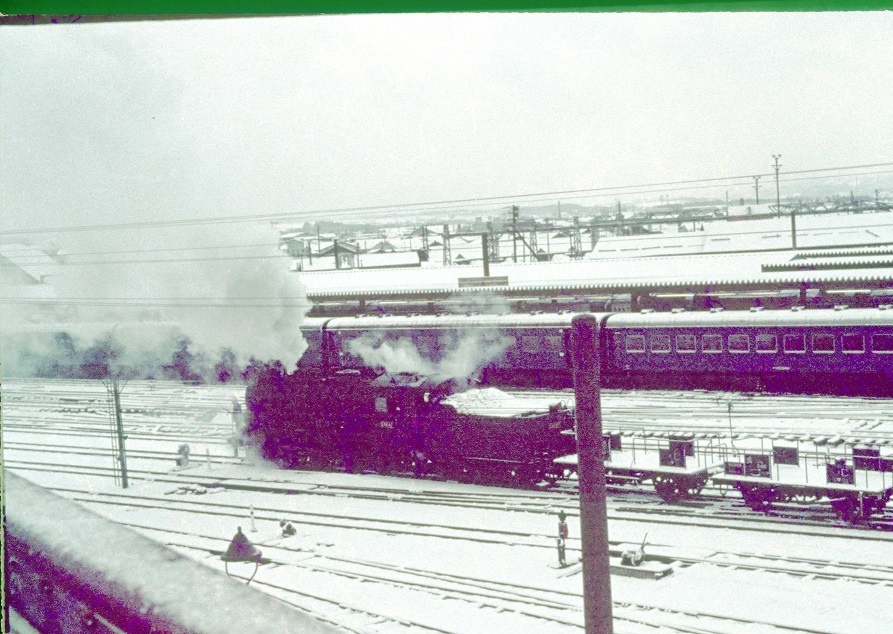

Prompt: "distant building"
[365,240,397,254]
[1,244,57,297]
[317,241,360,268]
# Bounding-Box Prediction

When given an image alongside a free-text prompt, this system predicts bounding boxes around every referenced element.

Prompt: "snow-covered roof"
[315,312,578,331]
[587,210,893,259]
[5,472,337,633]
[300,249,893,299]
[610,306,893,328]
[1,243,57,284]
[297,212,893,300]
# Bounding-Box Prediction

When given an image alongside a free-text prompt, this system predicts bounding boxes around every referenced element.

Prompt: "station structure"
[297,211,893,317]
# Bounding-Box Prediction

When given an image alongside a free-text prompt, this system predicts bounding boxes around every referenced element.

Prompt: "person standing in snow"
[557,511,569,566]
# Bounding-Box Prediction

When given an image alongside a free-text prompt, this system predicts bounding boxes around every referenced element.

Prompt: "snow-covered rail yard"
[5,378,893,633]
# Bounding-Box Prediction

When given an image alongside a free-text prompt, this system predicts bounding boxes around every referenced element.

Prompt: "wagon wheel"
[744,487,774,512]
[773,490,793,504]
[831,498,860,523]
[686,479,706,497]
[653,476,685,503]
[717,483,731,498]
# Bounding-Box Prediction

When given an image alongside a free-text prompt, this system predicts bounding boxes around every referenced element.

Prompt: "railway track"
[74,497,864,633]
[4,440,240,461]
[48,473,893,568]
[7,378,890,632]
[8,446,893,537]
[8,380,893,442]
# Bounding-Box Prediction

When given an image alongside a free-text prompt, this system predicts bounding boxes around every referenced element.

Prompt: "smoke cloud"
[2,223,308,380]
[347,330,515,383]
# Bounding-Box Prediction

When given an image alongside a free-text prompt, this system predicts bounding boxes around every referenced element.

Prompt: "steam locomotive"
[244,367,577,486]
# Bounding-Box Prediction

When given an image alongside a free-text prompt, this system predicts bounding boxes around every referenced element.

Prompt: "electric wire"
[4,161,892,236]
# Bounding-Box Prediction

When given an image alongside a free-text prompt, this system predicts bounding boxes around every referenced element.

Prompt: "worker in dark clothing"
[557,511,569,566]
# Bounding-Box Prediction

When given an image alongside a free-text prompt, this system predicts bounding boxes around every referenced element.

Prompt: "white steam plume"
[2,223,308,378]
[347,330,515,382]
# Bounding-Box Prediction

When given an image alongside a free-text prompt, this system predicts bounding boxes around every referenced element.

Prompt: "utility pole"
[726,190,729,217]
[571,315,613,633]
[333,239,340,270]
[481,233,490,277]
[572,216,582,255]
[486,221,499,262]
[727,402,734,440]
[775,154,796,248]
[557,201,562,220]
[511,205,519,263]
[442,224,451,266]
[110,376,129,489]
[527,220,535,261]
[772,155,782,217]
[752,175,761,205]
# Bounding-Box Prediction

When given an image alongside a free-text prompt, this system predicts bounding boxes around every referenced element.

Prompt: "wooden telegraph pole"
[571,315,613,633]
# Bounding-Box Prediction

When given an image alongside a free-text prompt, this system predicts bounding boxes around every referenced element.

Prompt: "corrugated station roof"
[297,212,893,304]
[301,249,893,300]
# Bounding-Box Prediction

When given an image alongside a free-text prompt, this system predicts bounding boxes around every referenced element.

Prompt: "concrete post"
[571,315,613,633]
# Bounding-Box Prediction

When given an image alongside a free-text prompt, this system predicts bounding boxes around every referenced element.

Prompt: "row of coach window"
[625,332,893,354]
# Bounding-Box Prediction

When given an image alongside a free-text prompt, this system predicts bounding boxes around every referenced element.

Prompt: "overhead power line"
[2,299,308,308]
[39,242,281,258]
[8,215,893,269]
[5,161,893,236]
[7,253,296,267]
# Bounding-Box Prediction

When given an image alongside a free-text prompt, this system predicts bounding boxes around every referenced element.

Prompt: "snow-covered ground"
[5,378,893,633]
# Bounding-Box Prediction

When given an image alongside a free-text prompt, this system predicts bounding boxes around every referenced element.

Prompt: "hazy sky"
[2,12,893,234]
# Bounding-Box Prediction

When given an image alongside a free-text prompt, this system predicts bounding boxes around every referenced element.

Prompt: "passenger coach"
[300,307,893,396]
[606,307,893,394]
